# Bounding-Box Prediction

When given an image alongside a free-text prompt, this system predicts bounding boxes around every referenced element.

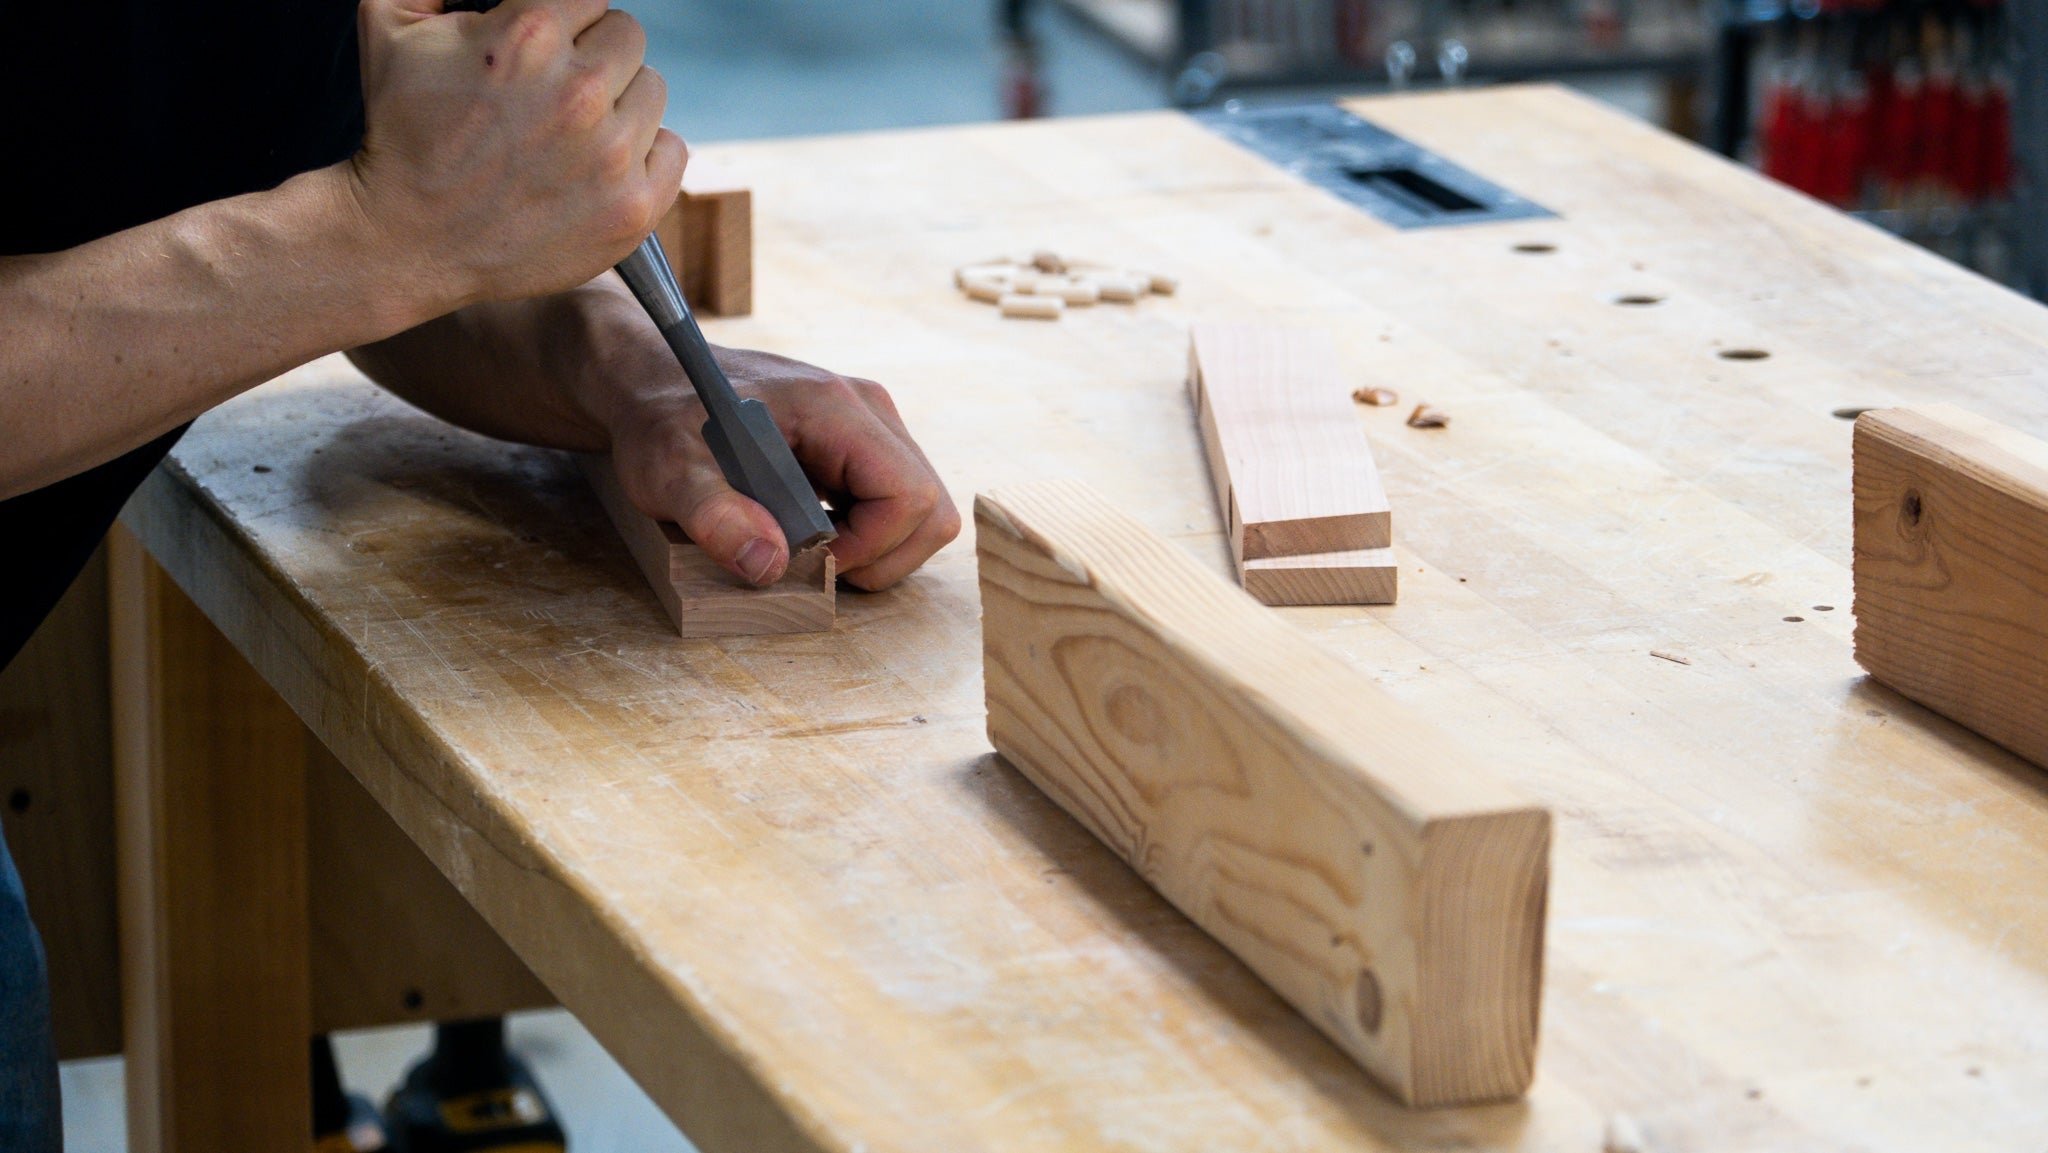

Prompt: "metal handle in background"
[615,236,837,553]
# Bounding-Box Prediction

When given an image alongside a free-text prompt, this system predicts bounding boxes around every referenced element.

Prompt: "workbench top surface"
[133,86,2048,1153]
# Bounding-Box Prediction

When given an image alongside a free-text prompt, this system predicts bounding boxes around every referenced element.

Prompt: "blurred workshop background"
[53,1,2043,1151]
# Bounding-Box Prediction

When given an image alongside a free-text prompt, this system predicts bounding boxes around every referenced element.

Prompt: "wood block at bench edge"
[1189,323,1392,564]
[1853,404,2048,769]
[577,454,834,638]
[975,479,1547,1107]
[655,163,753,317]
[1241,546,1399,607]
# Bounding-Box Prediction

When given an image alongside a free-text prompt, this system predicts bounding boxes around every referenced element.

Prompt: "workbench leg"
[110,527,312,1153]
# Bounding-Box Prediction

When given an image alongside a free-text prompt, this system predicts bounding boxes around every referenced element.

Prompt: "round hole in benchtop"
[1719,348,1772,361]
[1615,293,1665,306]
[1512,242,1556,254]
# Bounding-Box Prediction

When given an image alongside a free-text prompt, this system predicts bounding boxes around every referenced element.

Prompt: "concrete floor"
[58,2,1665,1148]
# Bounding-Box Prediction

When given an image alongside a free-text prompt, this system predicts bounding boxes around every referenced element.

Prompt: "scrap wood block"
[976,480,1548,1107]
[1188,323,1392,563]
[1243,545,1398,607]
[578,454,833,638]
[1853,404,2048,768]
[654,163,753,317]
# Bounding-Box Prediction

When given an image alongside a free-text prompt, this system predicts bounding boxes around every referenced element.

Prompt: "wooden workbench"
[115,87,2048,1151]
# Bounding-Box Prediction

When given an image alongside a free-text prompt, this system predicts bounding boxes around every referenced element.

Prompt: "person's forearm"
[349,274,673,452]
[0,163,459,499]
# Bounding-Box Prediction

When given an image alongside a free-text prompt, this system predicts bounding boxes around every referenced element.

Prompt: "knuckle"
[558,71,611,128]
[506,5,560,47]
[816,374,863,408]
[612,10,646,48]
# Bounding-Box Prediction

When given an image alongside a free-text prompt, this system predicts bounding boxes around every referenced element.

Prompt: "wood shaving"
[1602,1113,1647,1153]
[1650,650,1691,666]
[999,294,1063,320]
[953,254,1175,310]
[1406,404,1450,429]
[1352,387,1399,407]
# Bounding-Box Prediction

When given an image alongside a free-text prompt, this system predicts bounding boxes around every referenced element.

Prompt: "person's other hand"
[605,347,961,591]
[349,0,686,307]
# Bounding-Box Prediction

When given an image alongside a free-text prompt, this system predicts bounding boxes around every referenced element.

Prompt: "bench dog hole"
[1719,348,1771,361]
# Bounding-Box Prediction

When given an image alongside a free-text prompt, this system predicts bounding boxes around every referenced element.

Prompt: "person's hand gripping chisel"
[346,0,959,586]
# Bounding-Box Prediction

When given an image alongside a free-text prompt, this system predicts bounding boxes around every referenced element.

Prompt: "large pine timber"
[1853,404,2048,769]
[977,480,1548,1107]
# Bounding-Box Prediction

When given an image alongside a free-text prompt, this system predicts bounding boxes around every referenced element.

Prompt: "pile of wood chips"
[956,251,1177,320]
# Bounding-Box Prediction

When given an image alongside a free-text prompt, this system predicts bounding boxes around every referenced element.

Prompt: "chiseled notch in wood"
[1853,404,2048,769]
[577,454,834,638]
[976,480,1547,1107]
[655,163,753,317]
[1188,323,1392,563]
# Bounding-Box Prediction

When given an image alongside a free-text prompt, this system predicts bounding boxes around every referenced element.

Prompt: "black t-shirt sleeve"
[0,427,188,670]
[0,0,364,672]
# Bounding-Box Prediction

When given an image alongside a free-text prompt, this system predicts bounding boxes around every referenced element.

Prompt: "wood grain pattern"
[114,86,2048,1152]
[578,452,835,637]
[0,546,123,1060]
[1853,405,2048,769]
[978,480,1547,1106]
[1188,323,1392,562]
[656,163,754,317]
[110,527,311,1153]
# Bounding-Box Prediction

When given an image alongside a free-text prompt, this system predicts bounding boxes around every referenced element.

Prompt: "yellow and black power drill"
[383,1019,568,1153]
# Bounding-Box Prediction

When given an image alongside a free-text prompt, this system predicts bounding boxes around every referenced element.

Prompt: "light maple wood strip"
[110,527,312,1153]
[578,452,835,637]
[977,480,1548,1107]
[1188,323,1392,562]
[1853,405,2048,769]
[1241,545,1398,607]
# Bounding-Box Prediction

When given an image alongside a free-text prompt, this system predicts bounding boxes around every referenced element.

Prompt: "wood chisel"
[613,238,836,551]
[444,0,836,552]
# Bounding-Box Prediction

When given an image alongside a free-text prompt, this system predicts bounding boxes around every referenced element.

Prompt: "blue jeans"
[0,821,59,1151]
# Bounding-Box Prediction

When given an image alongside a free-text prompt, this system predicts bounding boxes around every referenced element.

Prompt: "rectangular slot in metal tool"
[1196,103,1553,229]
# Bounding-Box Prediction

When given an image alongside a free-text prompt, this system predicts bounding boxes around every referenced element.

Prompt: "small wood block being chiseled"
[976,480,1549,1108]
[1188,323,1395,605]
[578,454,833,638]
[1854,404,2048,769]
[654,163,753,317]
